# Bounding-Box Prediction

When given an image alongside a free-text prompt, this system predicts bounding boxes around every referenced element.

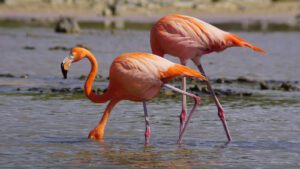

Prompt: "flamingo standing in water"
[61,47,207,144]
[150,14,266,142]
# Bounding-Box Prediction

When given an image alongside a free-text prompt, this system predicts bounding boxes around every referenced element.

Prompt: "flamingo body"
[61,47,206,143]
[151,14,265,64]
[150,14,266,142]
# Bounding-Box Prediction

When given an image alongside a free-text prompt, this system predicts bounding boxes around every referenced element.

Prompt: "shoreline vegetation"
[0,0,299,31]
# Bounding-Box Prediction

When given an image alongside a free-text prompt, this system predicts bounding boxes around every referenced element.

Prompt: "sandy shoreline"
[0,2,299,24]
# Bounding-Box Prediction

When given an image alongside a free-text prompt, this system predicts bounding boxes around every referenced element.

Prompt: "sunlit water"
[0,27,300,168]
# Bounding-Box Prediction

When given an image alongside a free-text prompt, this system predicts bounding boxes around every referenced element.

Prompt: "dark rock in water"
[237,76,254,83]
[28,87,43,92]
[259,81,269,90]
[0,73,15,78]
[23,46,35,50]
[215,78,225,84]
[20,74,29,79]
[214,78,232,84]
[242,92,252,97]
[279,82,296,91]
[49,46,70,51]
[51,88,59,93]
[55,17,80,34]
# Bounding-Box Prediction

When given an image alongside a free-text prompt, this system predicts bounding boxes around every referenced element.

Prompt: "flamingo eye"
[68,54,74,59]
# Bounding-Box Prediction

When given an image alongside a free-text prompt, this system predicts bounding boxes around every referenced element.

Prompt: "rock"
[279,82,295,91]
[23,46,35,50]
[55,17,80,34]
[242,92,252,97]
[259,81,269,90]
[0,73,14,78]
[237,76,254,83]
[28,87,43,92]
[20,74,29,79]
[49,46,70,51]
[113,4,127,16]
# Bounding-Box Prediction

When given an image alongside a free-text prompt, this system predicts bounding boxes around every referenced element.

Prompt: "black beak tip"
[61,62,68,79]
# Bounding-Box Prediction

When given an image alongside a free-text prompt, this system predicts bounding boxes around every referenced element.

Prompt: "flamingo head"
[61,47,88,79]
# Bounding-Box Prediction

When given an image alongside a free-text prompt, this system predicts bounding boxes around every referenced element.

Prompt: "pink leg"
[143,102,151,145]
[180,77,187,135]
[163,84,201,144]
[196,63,232,142]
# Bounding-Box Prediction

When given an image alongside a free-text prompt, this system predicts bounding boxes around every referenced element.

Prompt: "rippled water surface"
[0,28,299,168]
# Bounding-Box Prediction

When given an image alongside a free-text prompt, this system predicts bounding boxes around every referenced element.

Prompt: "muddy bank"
[1,74,299,99]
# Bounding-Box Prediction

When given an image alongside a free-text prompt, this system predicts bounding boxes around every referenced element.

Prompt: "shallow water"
[0,27,300,168]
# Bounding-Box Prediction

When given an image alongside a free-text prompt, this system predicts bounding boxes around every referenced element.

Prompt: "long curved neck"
[84,52,111,103]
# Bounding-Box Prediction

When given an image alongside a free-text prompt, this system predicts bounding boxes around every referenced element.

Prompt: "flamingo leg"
[143,102,151,145]
[163,83,200,144]
[180,77,187,135]
[196,63,232,142]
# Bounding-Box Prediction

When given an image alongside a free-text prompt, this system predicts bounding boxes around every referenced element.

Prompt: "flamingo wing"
[151,14,228,60]
[108,53,206,101]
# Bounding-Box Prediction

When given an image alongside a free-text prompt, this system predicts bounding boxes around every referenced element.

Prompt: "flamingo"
[60,47,207,144]
[150,14,266,142]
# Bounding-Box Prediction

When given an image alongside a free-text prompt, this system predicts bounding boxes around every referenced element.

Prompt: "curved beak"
[61,62,68,79]
[61,55,74,79]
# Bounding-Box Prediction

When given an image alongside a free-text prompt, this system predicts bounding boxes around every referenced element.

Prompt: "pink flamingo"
[150,14,266,142]
[61,47,207,144]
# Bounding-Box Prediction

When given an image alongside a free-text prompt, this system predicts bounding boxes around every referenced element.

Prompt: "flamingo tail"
[162,64,207,82]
